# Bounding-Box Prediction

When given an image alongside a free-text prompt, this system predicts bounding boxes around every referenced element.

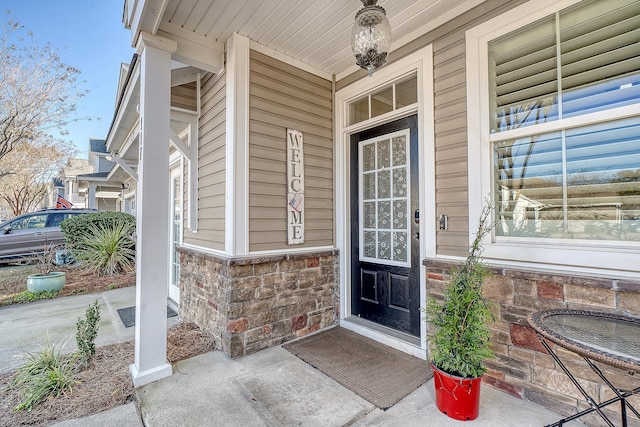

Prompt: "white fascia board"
[126,0,143,43]
[116,62,132,103]
[128,0,169,47]
[158,21,224,74]
[119,118,141,159]
[106,64,140,153]
[77,176,109,184]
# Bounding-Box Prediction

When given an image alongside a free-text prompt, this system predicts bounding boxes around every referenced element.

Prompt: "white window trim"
[335,44,434,359]
[169,164,183,304]
[466,0,640,279]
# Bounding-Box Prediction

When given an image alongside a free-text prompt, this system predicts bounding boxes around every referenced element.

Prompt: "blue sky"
[5,1,135,157]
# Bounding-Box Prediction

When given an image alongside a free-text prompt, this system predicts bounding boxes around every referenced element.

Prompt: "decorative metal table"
[528,309,640,427]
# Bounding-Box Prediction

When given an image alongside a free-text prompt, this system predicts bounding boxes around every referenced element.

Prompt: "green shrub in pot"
[425,201,494,378]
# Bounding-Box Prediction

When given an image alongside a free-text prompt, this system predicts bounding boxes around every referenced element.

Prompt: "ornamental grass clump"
[72,220,135,276]
[10,338,77,411]
[425,202,494,379]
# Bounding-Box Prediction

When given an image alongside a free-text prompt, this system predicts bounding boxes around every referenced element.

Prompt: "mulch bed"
[0,322,215,427]
[0,265,136,306]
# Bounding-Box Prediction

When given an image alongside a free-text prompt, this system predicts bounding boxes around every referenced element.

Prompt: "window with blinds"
[489,0,640,241]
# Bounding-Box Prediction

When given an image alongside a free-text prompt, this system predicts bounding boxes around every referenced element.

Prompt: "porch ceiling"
[159,0,482,77]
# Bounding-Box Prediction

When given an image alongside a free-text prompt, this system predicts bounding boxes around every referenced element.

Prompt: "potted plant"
[26,243,66,293]
[425,202,494,421]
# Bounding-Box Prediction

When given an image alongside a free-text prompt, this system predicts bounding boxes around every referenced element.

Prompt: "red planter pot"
[431,362,482,421]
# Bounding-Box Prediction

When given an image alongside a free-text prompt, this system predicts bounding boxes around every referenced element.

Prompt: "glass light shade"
[351,3,391,76]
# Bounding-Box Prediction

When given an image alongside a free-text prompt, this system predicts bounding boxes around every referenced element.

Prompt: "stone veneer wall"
[425,259,640,427]
[178,247,339,358]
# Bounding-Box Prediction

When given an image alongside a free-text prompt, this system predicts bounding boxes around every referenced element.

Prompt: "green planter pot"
[27,272,66,293]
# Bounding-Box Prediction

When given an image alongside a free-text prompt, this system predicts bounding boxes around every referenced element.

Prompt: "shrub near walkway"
[61,212,136,277]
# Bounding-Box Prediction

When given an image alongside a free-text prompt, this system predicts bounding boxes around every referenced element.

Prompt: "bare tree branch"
[0,138,76,216]
[0,14,90,164]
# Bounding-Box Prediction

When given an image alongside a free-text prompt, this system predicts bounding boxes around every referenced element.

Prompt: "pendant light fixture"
[351,0,391,77]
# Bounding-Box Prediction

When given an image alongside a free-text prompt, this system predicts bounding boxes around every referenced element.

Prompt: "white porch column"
[225,33,250,256]
[130,32,177,388]
[87,185,97,209]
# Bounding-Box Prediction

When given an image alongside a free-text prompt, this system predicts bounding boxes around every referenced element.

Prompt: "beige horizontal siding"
[171,82,197,111]
[249,49,333,252]
[183,71,226,251]
[432,20,473,256]
[432,0,528,256]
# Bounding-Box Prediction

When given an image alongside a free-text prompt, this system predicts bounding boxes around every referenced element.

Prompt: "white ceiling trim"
[249,40,333,81]
[131,0,484,78]
[158,21,224,73]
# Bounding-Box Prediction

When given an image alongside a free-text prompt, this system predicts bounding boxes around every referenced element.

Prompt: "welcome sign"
[287,129,304,245]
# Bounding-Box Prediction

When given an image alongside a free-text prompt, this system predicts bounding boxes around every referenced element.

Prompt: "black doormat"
[283,326,432,409]
[117,305,178,328]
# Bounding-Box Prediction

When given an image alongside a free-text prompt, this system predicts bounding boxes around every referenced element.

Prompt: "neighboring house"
[44,158,93,209]
[108,0,640,419]
[76,138,126,212]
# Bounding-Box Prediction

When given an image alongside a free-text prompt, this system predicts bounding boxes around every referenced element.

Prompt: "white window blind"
[560,0,640,117]
[489,0,640,132]
[489,0,640,242]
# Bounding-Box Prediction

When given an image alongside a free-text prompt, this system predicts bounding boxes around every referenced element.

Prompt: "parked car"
[0,208,99,264]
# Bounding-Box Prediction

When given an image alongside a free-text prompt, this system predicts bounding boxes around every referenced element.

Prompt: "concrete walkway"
[0,288,583,426]
[0,286,138,374]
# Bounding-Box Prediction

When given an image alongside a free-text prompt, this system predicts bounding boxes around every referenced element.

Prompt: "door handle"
[414,209,419,224]
[413,232,420,239]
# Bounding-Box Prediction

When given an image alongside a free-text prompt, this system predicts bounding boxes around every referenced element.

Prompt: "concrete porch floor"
[130,346,584,427]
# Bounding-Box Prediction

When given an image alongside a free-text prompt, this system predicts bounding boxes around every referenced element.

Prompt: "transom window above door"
[349,74,417,126]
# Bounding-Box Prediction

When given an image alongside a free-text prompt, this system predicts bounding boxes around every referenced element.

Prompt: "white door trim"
[335,45,435,359]
[169,161,182,304]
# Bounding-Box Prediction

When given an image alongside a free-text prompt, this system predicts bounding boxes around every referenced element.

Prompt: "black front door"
[350,115,420,337]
